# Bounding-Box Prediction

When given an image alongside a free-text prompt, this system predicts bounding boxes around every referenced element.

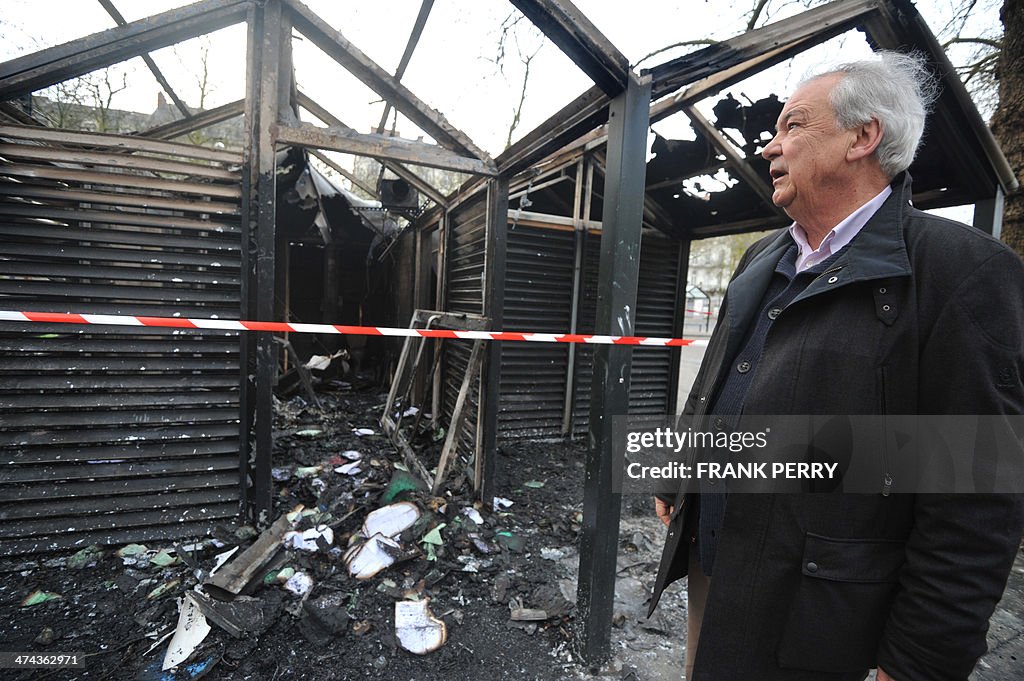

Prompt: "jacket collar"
[722,173,915,346]
[749,172,914,283]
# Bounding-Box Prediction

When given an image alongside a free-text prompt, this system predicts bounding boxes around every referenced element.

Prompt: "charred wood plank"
[0,123,240,163]
[1,164,241,199]
[0,184,239,216]
[138,98,246,141]
[282,0,490,162]
[0,0,249,100]
[275,122,497,176]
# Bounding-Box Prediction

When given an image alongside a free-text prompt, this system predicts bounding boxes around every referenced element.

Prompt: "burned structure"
[0,0,1015,664]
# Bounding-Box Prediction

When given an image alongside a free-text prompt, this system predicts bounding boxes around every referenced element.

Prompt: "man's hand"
[655,498,673,526]
[877,667,895,681]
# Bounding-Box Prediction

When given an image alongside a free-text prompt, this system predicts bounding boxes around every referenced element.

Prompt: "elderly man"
[650,51,1024,681]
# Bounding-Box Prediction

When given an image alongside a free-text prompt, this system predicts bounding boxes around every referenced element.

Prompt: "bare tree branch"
[943,36,1002,50]
[746,0,771,31]
[633,40,719,69]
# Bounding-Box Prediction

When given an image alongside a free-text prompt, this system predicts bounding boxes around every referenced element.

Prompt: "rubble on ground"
[0,381,689,680]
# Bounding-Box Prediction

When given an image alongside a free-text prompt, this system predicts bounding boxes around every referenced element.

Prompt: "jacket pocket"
[776,533,905,672]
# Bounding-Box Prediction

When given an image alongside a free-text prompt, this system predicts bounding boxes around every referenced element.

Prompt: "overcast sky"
[0,0,1002,218]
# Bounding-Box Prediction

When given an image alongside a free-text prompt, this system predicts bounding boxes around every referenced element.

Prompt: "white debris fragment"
[461,507,484,525]
[395,599,447,655]
[284,526,334,552]
[340,450,362,461]
[541,547,566,561]
[283,572,313,596]
[362,502,420,539]
[353,427,376,437]
[344,533,402,580]
[402,406,419,418]
[334,461,362,475]
[162,596,211,670]
[303,350,348,372]
[492,497,514,512]
[210,547,239,576]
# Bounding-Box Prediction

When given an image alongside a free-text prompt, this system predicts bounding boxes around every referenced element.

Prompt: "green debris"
[116,543,148,558]
[382,469,427,503]
[21,590,62,607]
[420,523,446,546]
[67,545,105,569]
[294,466,323,478]
[432,427,446,442]
[523,480,545,489]
[150,549,180,567]
[295,428,324,438]
[421,523,446,562]
[495,531,525,554]
[146,579,181,600]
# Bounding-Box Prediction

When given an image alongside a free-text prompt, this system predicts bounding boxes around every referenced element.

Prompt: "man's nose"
[762,132,781,160]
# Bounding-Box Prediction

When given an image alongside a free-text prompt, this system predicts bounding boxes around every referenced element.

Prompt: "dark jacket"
[649,174,1024,681]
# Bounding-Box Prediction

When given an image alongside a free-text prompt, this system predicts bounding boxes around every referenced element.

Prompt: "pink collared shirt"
[788,186,893,272]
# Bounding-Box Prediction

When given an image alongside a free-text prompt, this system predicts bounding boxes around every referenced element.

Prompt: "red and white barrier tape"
[0,310,709,348]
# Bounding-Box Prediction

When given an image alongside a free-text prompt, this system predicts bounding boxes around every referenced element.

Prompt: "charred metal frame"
[0,0,1016,668]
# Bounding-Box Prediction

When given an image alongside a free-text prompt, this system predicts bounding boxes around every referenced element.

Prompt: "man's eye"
[787,122,800,130]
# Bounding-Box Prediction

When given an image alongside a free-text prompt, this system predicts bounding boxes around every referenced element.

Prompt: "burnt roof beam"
[509,0,630,97]
[282,0,490,163]
[296,90,449,207]
[137,98,245,140]
[683,106,788,221]
[275,122,498,177]
[645,0,883,100]
[97,0,192,119]
[375,0,434,135]
[0,0,250,101]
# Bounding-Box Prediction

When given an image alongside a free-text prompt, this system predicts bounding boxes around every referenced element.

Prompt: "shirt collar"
[788,185,893,272]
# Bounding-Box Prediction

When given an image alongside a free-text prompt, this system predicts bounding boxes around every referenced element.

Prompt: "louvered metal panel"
[573,231,682,437]
[630,233,681,413]
[0,125,243,555]
[572,233,601,437]
[499,223,574,438]
[441,196,487,478]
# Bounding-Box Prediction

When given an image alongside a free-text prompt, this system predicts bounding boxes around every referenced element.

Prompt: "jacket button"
[767,307,781,320]
[737,360,751,373]
[878,287,887,294]
[806,561,819,573]
[714,417,726,431]
[827,276,839,284]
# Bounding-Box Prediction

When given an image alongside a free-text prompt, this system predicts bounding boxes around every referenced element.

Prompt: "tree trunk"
[992,0,1024,257]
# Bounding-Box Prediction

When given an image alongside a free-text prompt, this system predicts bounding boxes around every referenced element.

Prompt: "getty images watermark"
[612,414,1024,495]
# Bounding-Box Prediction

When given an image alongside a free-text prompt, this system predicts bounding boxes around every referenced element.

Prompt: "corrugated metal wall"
[499,223,574,438]
[0,125,243,555]
[441,196,487,477]
[491,221,682,441]
[572,231,682,437]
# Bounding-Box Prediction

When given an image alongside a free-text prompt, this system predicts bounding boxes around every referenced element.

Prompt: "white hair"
[803,51,940,179]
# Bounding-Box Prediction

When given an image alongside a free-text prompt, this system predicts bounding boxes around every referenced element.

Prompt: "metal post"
[973,186,1005,239]
[668,237,691,414]
[240,0,283,526]
[480,176,509,501]
[575,72,651,666]
[562,158,587,435]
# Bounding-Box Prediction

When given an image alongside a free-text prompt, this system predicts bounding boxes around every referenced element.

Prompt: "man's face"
[761,74,856,225]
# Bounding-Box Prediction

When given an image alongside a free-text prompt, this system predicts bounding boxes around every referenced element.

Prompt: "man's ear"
[847,117,883,162]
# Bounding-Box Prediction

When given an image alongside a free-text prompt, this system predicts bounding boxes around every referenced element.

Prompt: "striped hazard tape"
[0,310,709,347]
